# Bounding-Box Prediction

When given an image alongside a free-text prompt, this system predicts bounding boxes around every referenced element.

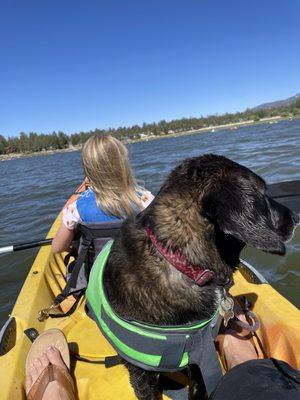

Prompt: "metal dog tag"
[219,295,234,327]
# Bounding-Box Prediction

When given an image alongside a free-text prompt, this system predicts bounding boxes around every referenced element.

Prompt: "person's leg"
[218,321,258,369]
[212,300,300,400]
[210,358,300,400]
[216,298,258,370]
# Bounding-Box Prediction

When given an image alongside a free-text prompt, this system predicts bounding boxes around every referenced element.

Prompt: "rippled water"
[0,119,299,326]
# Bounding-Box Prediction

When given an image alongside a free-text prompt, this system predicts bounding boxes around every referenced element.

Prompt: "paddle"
[0,180,299,256]
[267,179,300,214]
[0,238,53,255]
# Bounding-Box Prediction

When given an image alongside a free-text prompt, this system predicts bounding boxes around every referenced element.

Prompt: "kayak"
[0,189,299,400]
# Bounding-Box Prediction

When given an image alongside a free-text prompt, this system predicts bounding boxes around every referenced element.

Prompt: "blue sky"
[0,0,300,137]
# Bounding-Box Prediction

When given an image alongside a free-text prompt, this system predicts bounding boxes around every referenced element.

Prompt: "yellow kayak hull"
[0,213,299,399]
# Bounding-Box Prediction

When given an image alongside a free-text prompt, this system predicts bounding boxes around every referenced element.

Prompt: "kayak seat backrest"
[75,220,123,266]
[53,220,123,317]
[69,220,123,286]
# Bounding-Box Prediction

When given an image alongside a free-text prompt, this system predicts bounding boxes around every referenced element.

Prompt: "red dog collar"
[145,225,215,286]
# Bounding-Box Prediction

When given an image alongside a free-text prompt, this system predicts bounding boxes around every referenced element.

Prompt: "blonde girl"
[52,135,153,253]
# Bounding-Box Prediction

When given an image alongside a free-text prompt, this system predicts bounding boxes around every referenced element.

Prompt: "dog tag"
[219,295,234,327]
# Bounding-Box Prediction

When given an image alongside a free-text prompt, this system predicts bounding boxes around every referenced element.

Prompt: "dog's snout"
[292,212,300,225]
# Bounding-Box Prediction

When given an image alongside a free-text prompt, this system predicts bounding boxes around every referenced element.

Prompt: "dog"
[103,154,299,400]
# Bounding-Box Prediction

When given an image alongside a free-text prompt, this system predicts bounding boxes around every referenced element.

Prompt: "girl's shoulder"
[77,187,99,208]
[78,187,95,200]
[62,200,81,230]
[76,188,96,215]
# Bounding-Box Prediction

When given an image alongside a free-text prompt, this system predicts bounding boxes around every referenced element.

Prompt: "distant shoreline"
[0,146,80,162]
[0,115,294,162]
[125,115,289,144]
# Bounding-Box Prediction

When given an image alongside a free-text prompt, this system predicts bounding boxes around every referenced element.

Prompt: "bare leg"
[217,301,258,370]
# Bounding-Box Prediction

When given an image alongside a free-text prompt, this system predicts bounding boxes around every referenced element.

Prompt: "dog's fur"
[103,154,298,400]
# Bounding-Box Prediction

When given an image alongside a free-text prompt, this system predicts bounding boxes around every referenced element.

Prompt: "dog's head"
[159,154,298,258]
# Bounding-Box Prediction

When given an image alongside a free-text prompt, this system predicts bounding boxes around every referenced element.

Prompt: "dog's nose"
[292,212,300,225]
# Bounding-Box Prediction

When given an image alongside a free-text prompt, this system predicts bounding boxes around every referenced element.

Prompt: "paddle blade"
[267,180,300,215]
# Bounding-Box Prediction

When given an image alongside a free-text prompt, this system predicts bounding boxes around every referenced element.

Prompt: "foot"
[25,352,49,395]
[25,346,69,400]
[217,300,258,370]
[46,346,68,371]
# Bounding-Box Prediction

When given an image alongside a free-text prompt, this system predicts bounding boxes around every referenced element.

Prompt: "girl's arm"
[52,223,74,253]
[52,201,80,254]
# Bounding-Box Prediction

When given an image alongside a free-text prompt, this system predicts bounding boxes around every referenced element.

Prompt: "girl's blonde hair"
[82,134,142,218]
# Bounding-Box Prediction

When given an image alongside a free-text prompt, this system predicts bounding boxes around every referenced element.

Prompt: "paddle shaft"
[0,238,53,255]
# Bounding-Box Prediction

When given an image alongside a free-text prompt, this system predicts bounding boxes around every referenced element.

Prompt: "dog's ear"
[202,185,286,255]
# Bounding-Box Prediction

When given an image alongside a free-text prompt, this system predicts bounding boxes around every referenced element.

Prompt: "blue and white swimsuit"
[62,187,153,229]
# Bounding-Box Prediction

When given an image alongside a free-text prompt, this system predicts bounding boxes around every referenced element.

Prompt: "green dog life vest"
[86,241,223,396]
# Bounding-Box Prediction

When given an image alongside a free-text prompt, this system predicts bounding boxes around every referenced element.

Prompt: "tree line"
[1,99,300,155]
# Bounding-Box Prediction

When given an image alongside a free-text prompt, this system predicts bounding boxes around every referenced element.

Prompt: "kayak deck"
[0,214,299,399]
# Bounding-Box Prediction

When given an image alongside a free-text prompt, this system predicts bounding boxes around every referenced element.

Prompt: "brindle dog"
[103,154,299,400]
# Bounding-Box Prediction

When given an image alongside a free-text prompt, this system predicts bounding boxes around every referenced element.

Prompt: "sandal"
[25,328,75,400]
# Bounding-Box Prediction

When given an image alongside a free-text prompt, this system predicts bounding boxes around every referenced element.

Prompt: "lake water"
[0,119,299,327]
